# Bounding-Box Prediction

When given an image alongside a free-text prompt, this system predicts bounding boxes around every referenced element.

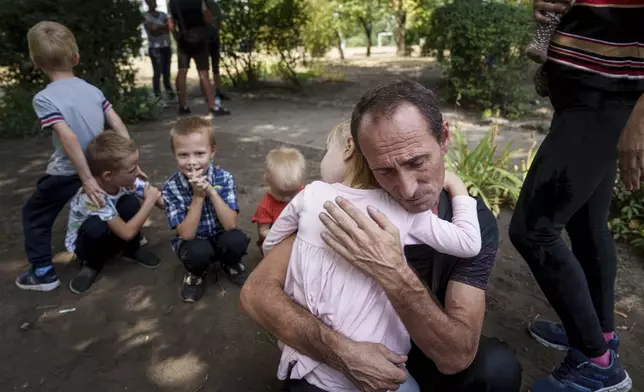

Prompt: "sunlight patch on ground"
[148,353,208,387]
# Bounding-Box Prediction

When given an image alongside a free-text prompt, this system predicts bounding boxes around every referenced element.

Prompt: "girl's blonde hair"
[327,120,378,189]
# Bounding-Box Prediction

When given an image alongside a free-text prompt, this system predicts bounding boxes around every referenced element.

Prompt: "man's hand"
[619,106,644,191]
[319,197,405,281]
[335,340,408,392]
[83,177,105,208]
[533,0,570,23]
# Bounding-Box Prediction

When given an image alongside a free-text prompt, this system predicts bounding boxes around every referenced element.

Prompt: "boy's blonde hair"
[86,131,138,176]
[327,120,378,189]
[27,21,79,71]
[265,147,306,191]
[170,116,217,152]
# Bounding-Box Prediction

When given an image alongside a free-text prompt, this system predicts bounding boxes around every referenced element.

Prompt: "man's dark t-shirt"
[169,0,206,32]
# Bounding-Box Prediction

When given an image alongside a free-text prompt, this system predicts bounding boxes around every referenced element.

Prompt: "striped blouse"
[548,0,644,91]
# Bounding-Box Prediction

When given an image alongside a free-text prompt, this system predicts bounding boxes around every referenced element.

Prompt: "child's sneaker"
[123,247,160,269]
[181,272,205,303]
[69,266,99,294]
[15,266,60,292]
[221,262,247,285]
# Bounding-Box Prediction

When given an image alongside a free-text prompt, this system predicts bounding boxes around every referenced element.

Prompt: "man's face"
[146,0,157,11]
[358,103,448,213]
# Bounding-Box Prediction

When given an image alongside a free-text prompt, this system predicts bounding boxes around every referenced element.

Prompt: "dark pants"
[283,337,521,392]
[75,194,141,272]
[509,70,641,358]
[149,47,172,96]
[177,229,249,276]
[22,174,82,268]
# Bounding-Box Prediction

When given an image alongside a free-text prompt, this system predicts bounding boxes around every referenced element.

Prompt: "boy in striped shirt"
[16,21,136,292]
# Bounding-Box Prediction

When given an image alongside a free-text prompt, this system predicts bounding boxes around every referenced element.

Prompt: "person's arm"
[240,235,408,391]
[319,198,495,374]
[107,184,161,240]
[104,108,129,139]
[202,0,213,25]
[206,171,239,230]
[408,196,481,258]
[261,189,307,254]
[257,223,270,244]
[176,196,205,240]
[618,92,644,191]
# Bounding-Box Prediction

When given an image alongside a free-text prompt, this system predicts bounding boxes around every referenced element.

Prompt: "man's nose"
[398,172,419,200]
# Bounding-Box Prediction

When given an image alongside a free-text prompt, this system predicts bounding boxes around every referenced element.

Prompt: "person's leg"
[177,238,214,302]
[149,47,162,97]
[193,44,217,109]
[176,44,190,112]
[407,337,522,392]
[209,38,225,99]
[160,46,174,96]
[116,194,160,268]
[509,99,632,359]
[17,174,81,291]
[212,229,249,285]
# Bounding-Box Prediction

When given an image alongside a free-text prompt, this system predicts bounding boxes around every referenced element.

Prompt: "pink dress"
[263,181,481,391]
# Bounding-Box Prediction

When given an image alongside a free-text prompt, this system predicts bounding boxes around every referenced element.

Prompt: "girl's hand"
[443,171,468,197]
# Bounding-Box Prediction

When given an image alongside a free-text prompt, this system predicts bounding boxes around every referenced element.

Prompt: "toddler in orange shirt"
[252,147,306,253]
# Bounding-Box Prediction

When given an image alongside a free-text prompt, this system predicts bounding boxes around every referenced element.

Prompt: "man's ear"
[440,120,450,155]
[343,137,356,161]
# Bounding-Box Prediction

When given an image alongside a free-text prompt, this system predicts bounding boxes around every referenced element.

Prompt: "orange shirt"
[252,192,291,225]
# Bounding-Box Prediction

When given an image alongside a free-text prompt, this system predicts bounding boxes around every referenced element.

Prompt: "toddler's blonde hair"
[27,21,78,72]
[265,147,306,191]
[327,120,378,189]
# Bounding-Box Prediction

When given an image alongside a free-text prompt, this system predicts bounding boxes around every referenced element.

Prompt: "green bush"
[424,0,534,114]
[112,87,163,125]
[445,126,535,217]
[219,0,309,88]
[609,175,644,250]
[0,0,145,138]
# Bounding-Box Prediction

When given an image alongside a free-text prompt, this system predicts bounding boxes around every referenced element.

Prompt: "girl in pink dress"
[263,121,481,392]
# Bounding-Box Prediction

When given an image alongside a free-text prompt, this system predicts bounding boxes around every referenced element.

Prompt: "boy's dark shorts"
[177,41,209,71]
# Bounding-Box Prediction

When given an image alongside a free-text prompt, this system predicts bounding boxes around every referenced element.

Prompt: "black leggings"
[509,72,640,358]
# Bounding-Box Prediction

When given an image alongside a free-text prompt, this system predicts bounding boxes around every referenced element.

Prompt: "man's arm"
[240,235,408,392]
[319,198,496,374]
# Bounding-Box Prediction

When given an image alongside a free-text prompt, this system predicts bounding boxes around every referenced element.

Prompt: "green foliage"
[219,0,309,88]
[609,176,644,250]
[112,87,162,125]
[0,0,146,138]
[424,0,534,114]
[302,0,338,57]
[445,126,535,217]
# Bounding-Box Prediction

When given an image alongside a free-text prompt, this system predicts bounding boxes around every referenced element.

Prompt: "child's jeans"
[74,194,142,271]
[177,229,250,276]
[22,174,82,268]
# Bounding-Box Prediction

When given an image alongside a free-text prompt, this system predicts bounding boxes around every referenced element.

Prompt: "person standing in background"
[205,0,231,105]
[143,0,175,100]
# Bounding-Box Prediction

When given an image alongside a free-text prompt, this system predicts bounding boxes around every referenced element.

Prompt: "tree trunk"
[394,8,407,56]
[360,18,373,57]
[336,30,345,60]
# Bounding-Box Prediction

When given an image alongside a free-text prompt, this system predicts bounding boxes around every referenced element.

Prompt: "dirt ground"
[1,50,643,392]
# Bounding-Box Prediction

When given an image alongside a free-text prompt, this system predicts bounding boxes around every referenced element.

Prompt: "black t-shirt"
[404,191,498,305]
[169,0,206,31]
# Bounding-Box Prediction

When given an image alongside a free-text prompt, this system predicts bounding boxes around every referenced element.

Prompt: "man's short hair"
[350,80,444,152]
[27,21,79,71]
[170,116,217,152]
[86,131,138,176]
[265,147,306,191]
